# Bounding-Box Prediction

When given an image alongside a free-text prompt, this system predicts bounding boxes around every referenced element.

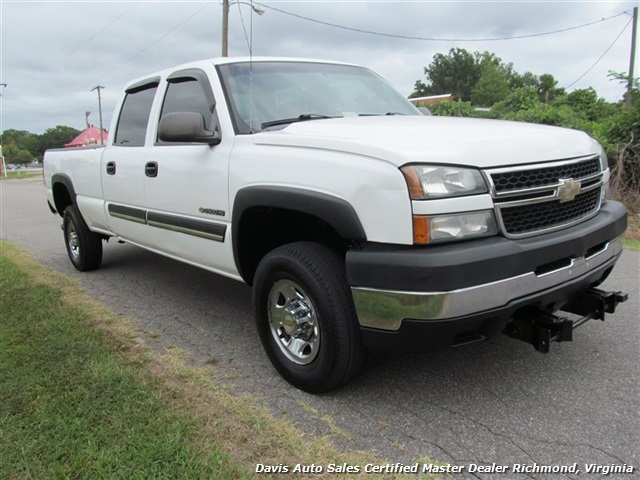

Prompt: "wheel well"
[52,182,73,216]
[236,207,348,285]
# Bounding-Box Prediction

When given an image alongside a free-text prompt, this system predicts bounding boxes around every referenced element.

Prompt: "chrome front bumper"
[351,237,624,331]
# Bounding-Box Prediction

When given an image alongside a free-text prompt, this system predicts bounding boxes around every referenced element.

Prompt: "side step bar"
[503,288,628,353]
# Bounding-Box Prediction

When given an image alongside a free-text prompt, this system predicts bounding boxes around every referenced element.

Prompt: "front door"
[142,68,235,276]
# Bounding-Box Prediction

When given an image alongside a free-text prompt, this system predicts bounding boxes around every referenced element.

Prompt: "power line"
[254,3,629,42]
[91,2,211,81]
[237,2,252,54]
[38,2,139,72]
[564,17,633,90]
[34,2,211,106]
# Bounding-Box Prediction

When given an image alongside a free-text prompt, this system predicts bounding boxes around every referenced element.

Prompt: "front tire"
[253,242,364,393]
[63,205,103,271]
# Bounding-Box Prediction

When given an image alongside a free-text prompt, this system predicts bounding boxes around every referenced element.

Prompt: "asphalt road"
[2,177,639,479]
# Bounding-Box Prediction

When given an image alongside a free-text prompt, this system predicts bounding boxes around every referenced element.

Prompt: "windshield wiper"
[261,114,337,130]
[358,112,406,116]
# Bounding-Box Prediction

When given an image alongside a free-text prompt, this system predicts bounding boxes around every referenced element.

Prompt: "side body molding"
[106,203,227,241]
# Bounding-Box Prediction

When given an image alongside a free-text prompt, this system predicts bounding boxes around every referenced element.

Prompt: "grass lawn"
[0,242,248,479]
[0,170,42,180]
[0,241,429,479]
[623,213,640,251]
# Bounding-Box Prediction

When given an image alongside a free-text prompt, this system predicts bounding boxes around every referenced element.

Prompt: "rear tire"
[253,242,364,393]
[63,205,103,271]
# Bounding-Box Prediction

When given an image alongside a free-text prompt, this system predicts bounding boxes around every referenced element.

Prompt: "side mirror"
[417,106,432,116]
[158,112,221,145]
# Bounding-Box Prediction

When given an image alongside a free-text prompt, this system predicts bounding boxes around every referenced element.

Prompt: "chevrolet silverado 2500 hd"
[44,57,628,392]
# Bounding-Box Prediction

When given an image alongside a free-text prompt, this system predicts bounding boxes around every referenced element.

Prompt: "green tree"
[0,129,40,158]
[409,80,430,98]
[538,74,564,103]
[471,62,511,107]
[608,70,640,109]
[37,125,81,159]
[509,71,540,91]
[1,129,30,145]
[475,51,516,79]
[556,88,612,122]
[412,48,561,106]
[2,143,36,165]
[416,48,482,101]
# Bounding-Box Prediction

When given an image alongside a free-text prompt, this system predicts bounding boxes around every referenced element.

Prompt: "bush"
[429,101,479,117]
[490,88,540,117]
[602,103,640,211]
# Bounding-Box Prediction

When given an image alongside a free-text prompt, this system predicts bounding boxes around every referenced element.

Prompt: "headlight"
[599,144,610,199]
[599,144,609,172]
[413,211,497,244]
[401,165,488,199]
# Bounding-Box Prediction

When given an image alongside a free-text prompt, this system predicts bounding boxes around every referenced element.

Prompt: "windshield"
[217,61,420,134]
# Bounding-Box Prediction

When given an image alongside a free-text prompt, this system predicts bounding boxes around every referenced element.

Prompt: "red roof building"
[65,126,108,148]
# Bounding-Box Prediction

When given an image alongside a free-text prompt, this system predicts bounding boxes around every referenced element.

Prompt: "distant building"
[65,126,108,148]
[409,94,453,106]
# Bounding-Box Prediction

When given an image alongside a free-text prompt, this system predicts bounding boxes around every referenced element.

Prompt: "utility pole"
[91,86,105,145]
[222,0,230,57]
[627,6,638,111]
[0,84,7,176]
[221,1,263,57]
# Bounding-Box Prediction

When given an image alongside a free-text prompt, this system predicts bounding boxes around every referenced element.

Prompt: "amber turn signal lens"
[412,215,430,245]
[401,166,425,200]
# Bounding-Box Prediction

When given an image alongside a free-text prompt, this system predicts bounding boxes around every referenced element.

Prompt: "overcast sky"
[1,0,638,135]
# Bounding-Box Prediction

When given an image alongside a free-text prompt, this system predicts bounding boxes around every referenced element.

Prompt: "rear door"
[142,67,235,275]
[102,78,159,243]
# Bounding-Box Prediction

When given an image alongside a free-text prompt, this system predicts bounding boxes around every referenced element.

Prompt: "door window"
[114,82,158,146]
[158,71,216,143]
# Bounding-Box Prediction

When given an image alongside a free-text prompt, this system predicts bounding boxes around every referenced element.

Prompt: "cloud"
[1,0,635,134]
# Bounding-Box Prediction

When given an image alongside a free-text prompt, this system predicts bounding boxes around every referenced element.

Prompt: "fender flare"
[232,186,367,280]
[51,174,77,215]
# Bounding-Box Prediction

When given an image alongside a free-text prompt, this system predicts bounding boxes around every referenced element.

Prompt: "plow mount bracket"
[504,288,628,353]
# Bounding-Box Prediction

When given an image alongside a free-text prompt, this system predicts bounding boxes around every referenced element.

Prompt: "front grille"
[486,156,605,238]
[491,157,600,193]
[500,188,601,235]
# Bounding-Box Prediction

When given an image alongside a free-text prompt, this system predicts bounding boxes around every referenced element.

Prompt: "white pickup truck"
[44,57,628,392]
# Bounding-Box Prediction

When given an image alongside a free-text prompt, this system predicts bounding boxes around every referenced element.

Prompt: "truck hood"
[252,116,600,168]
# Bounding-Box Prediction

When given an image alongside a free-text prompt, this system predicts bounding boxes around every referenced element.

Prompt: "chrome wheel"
[254,242,364,392]
[62,205,103,272]
[66,219,80,262]
[268,279,320,365]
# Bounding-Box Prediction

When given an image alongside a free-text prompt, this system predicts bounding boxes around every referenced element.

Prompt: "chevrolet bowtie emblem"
[557,178,582,202]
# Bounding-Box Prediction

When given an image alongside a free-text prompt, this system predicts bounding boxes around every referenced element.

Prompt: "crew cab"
[44,57,628,392]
